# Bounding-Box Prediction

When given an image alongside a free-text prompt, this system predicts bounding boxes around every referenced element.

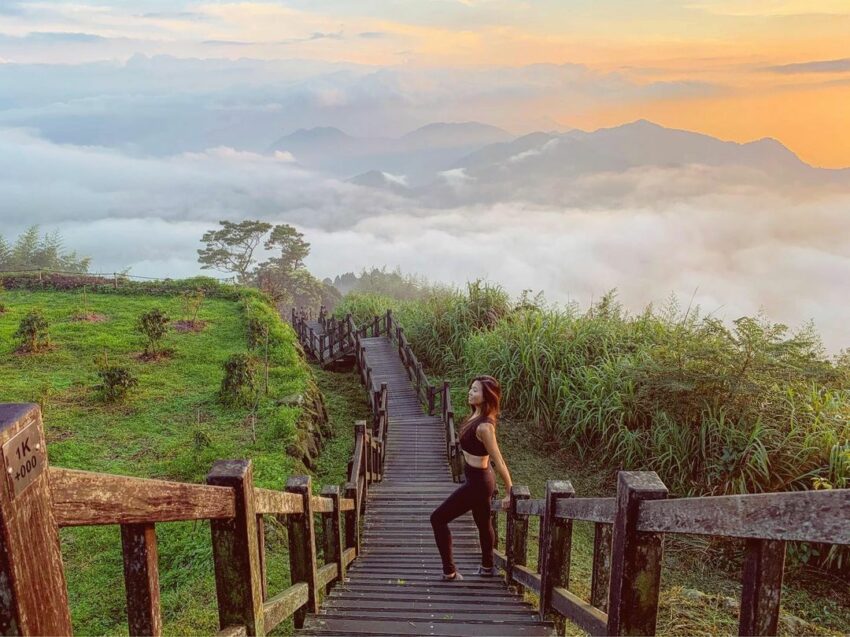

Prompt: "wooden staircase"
[298,336,555,636]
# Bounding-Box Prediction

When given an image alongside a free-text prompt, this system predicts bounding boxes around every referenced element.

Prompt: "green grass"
[0,288,323,635]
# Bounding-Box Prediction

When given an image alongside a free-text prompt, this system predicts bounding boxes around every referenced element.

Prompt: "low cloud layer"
[2,128,848,352]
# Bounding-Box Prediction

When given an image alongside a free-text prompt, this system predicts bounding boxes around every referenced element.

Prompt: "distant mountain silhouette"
[269,119,848,204]
[267,122,512,185]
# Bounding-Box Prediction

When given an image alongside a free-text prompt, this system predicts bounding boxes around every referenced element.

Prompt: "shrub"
[15,309,50,352]
[219,353,258,407]
[137,308,170,356]
[180,289,205,325]
[95,364,139,402]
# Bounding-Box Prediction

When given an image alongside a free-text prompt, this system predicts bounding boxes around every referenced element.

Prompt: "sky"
[1,0,849,166]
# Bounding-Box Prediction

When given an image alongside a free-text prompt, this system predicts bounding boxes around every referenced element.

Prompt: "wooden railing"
[351,326,389,480]
[488,473,850,636]
[0,403,374,636]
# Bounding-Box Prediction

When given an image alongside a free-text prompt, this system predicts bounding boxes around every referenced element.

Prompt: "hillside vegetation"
[336,285,850,557]
[0,277,327,635]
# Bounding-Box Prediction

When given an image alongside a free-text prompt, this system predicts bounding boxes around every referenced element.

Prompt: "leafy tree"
[197,220,271,283]
[260,224,310,274]
[0,226,89,273]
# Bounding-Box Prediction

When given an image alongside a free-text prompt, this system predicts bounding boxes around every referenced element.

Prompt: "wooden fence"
[0,402,380,636]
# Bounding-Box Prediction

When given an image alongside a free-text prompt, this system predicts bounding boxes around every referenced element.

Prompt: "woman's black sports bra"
[459,415,493,457]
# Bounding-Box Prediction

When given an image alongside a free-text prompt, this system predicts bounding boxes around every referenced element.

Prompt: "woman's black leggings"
[430,464,496,575]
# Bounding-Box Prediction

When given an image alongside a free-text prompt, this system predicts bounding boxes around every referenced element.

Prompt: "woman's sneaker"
[441,571,464,581]
[477,565,497,577]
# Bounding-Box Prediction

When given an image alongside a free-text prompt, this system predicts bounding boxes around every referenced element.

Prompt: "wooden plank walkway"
[298,336,554,636]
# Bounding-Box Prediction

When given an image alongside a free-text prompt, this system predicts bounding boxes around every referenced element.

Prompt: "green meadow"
[0,284,361,635]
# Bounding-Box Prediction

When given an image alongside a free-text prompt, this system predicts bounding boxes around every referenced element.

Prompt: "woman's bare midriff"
[462,449,489,469]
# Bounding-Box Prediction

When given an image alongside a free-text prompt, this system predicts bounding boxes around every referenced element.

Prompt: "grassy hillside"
[0,281,328,635]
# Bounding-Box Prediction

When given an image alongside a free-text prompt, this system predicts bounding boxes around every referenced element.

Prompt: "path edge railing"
[489,472,849,637]
[0,402,380,636]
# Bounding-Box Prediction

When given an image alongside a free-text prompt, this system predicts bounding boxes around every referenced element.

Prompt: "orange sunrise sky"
[1,0,849,167]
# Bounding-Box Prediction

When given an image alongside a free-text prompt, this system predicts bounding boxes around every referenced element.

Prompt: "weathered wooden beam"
[321,485,344,592]
[262,583,308,634]
[607,471,668,636]
[310,495,334,514]
[516,498,546,517]
[253,488,302,515]
[50,467,236,526]
[317,562,338,589]
[0,404,73,635]
[285,475,319,629]
[539,480,574,627]
[738,539,786,636]
[121,523,162,636]
[506,485,531,590]
[591,522,613,612]
[554,497,615,523]
[217,625,248,637]
[551,587,608,637]
[638,490,850,543]
[342,546,356,567]
[512,564,541,592]
[207,460,265,636]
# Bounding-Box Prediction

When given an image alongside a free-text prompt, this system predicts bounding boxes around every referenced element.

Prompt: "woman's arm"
[478,422,512,493]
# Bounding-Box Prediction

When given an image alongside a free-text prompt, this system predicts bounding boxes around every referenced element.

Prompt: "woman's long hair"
[460,375,501,435]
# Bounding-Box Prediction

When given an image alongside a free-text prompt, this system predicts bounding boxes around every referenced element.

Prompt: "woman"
[430,375,513,581]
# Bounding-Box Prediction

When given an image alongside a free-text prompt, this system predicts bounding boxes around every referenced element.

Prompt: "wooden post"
[285,476,319,629]
[355,422,367,512]
[539,480,574,624]
[427,385,435,416]
[607,471,668,636]
[257,517,267,600]
[321,485,344,593]
[738,539,786,636]
[591,523,613,611]
[386,309,392,335]
[344,480,360,556]
[206,460,264,636]
[0,404,72,635]
[505,485,530,590]
[121,523,162,636]
[372,315,379,336]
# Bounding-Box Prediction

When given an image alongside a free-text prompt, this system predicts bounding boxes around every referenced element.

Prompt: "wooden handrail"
[50,467,236,526]
[637,489,850,543]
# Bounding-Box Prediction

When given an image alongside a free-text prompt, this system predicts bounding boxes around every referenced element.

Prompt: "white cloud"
[1,128,848,352]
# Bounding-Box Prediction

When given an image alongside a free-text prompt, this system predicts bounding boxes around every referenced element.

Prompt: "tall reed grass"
[337,285,849,500]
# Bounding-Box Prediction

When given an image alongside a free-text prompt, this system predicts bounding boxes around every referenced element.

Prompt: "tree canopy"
[0,226,90,273]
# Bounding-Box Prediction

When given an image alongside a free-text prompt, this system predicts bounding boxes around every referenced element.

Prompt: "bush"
[95,364,139,402]
[180,289,205,325]
[15,309,50,352]
[219,353,258,407]
[137,308,170,356]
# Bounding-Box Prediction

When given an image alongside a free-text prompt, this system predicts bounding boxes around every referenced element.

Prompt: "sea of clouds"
[2,125,848,352]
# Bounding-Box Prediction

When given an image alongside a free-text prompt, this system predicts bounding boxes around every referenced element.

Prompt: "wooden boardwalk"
[299,336,555,636]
